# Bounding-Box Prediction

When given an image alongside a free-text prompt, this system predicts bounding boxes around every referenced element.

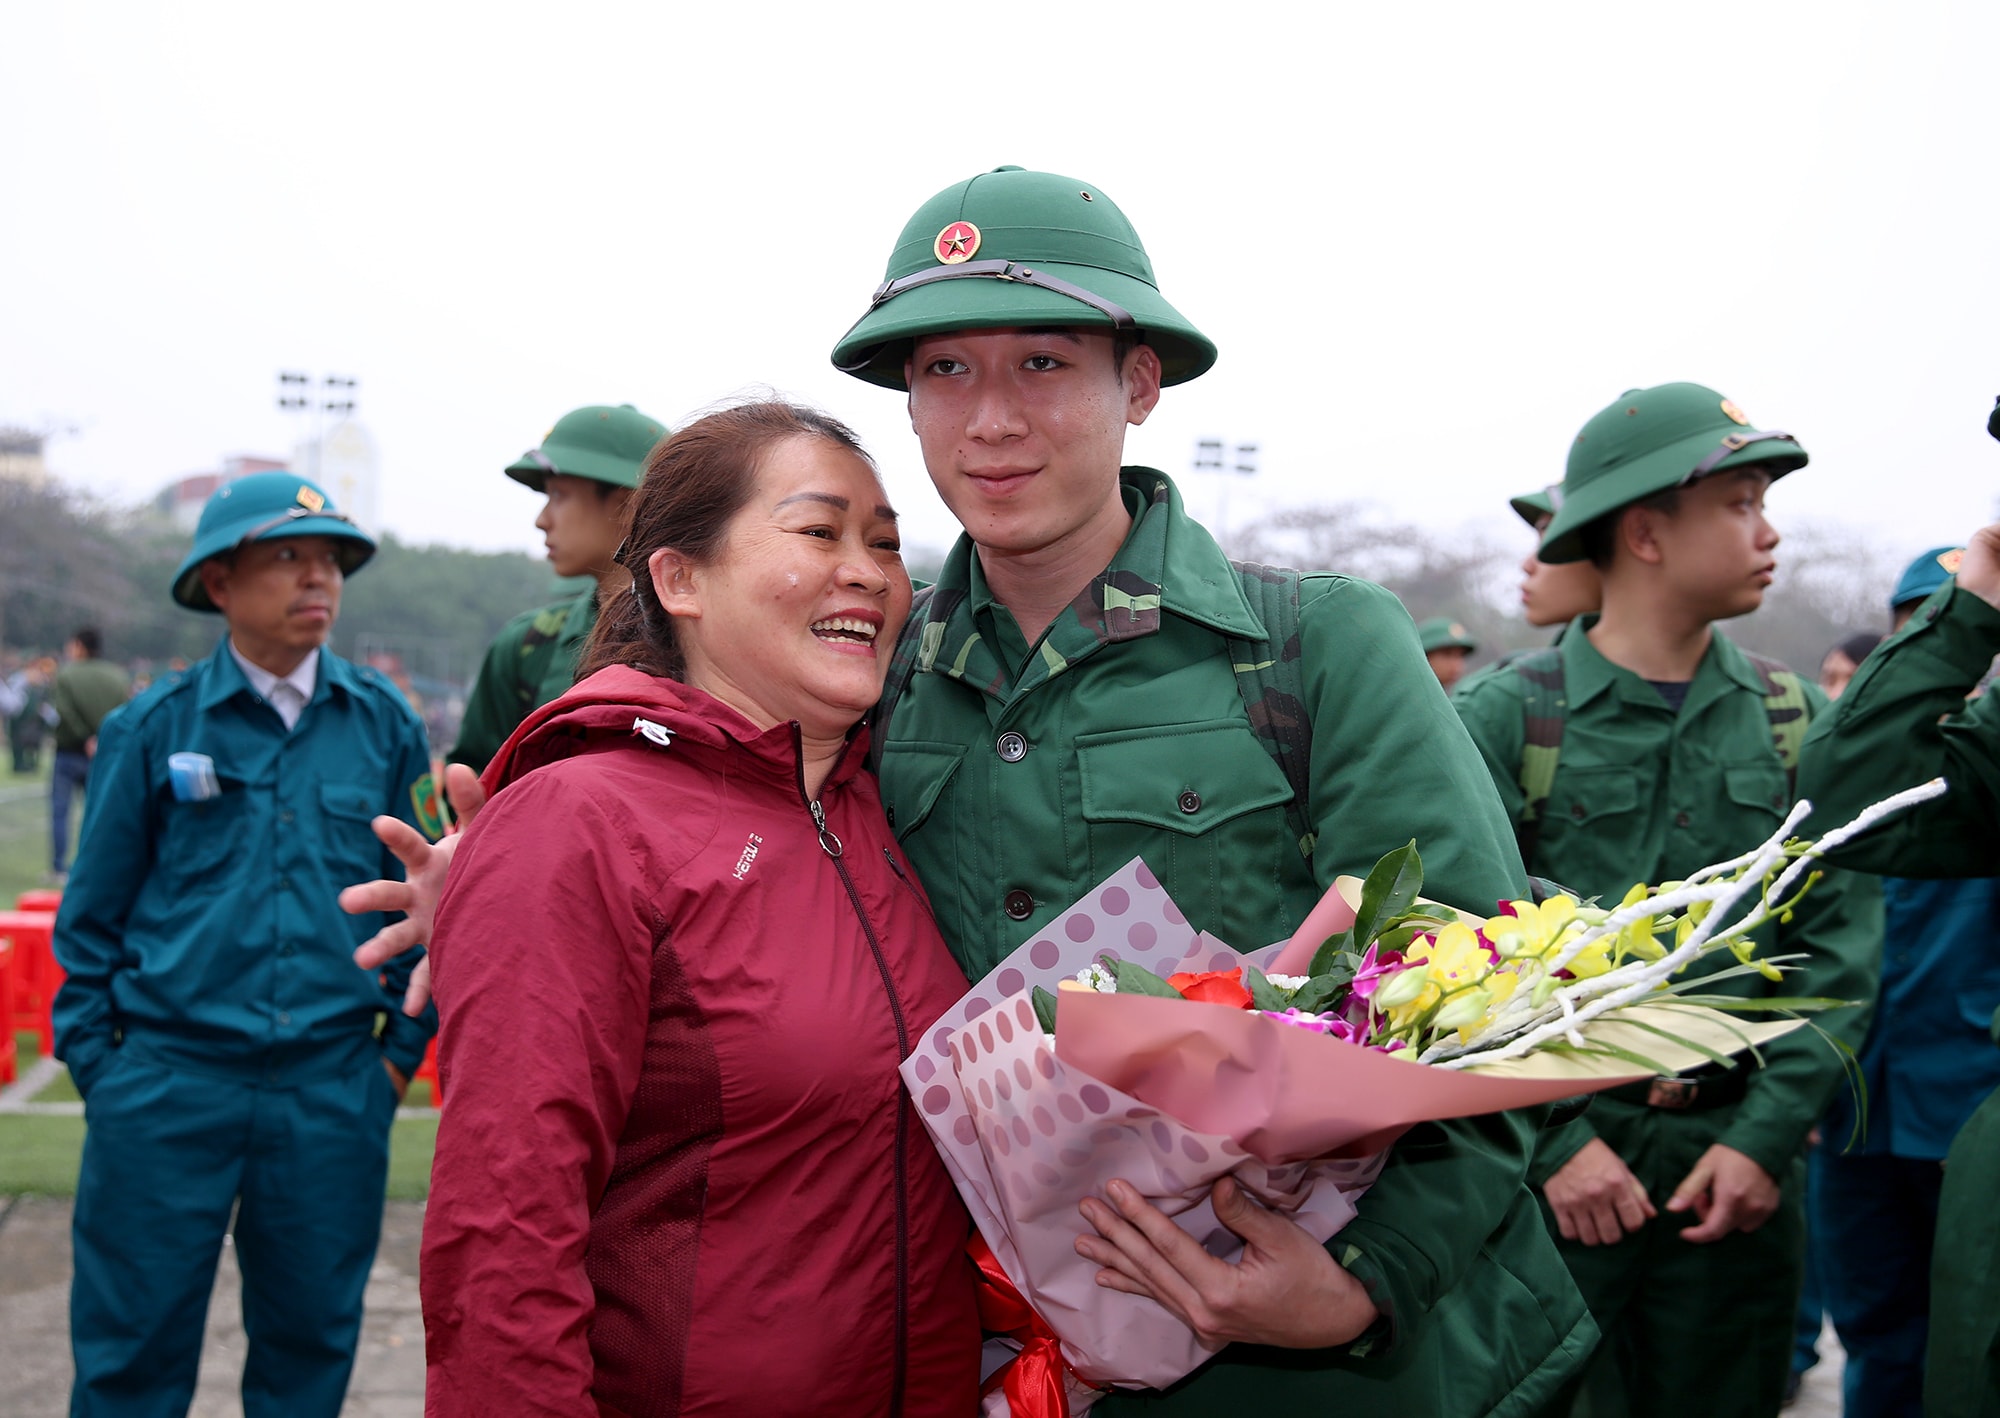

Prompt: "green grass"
[0,1115,88,1194]
[0,1113,439,1198]
[0,757,55,905]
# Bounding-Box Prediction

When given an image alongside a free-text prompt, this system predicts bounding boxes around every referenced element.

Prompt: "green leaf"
[1662,994,1853,1013]
[1286,974,1345,1015]
[1110,959,1183,999]
[1613,1017,1738,1071]
[1350,841,1424,949]
[1031,986,1060,1036]
[1242,965,1289,1012]
[1308,929,1354,978]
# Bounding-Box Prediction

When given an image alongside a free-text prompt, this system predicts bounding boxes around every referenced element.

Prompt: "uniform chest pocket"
[1722,762,1790,828]
[1545,766,1641,832]
[319,781,387,882]
[1078,719,1293,837]
[878,742,966,839]
[161,791,253,885]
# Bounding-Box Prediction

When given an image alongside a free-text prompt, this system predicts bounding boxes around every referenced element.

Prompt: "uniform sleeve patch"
[410,772,446,841]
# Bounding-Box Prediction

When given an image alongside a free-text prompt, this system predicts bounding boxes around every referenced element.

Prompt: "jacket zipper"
[799,735,910,1418]
[881,847,944,933]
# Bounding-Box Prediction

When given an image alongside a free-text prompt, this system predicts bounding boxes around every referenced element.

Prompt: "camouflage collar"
[916,468,1265,697]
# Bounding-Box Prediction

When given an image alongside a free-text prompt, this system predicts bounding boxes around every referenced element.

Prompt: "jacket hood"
[480,665,871,799]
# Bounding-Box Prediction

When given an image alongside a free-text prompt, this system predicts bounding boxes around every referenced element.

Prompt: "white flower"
[1265,973,1310,993]
[1074,963,1117,993]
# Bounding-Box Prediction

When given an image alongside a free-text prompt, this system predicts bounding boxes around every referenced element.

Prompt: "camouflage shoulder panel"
[520,603,574,654]
[1741,651,1811,774]
[1226,560,1314,860]
[866,585,940,775]
[1069,569,1163,644]
[1508,647,1567,826]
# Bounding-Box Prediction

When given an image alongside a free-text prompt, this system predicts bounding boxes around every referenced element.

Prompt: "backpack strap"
[1741,651,1811,791]
[1225,561,1316,861]
[865,585,936,776]
[513,604,574,714]
[1511,647,1568,867]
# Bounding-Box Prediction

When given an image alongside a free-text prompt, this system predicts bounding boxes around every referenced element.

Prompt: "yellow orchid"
[1483,895,1586,963]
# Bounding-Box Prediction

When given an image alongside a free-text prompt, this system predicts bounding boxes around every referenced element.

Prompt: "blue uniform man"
[52,473,440,1417]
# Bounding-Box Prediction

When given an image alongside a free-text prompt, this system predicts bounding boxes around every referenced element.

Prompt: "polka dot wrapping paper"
[898,856,1382,1396]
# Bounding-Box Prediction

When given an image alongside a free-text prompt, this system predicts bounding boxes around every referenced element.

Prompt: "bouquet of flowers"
[901,782,1942,1417]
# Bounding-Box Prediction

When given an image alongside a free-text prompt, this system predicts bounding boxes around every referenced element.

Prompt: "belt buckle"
[1646,1078,1697,1110]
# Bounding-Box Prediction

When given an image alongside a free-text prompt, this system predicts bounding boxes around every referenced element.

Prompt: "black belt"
[1606,1067,1751,1112]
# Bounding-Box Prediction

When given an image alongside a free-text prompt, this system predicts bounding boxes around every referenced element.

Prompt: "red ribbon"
[970,1233,1074,1418]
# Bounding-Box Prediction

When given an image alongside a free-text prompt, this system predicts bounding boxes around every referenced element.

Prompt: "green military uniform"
[880,469,1595,1414]
[840,166,1593,1415]
[1455,383,1884,1418]
[446,592,595,772]
[1798,579,2000,1418]
[446,403,665,773]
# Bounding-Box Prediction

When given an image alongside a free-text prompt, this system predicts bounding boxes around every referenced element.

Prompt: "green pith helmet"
[505,404,668,493]
[1418,617,1477,654]
[830,166,1217,391]
[1538,382,1809,565]
[1509,487,1556,531]
[171,472,376,612]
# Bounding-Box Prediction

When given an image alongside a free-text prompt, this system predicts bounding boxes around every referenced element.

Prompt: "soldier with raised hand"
[1795,403,2000,1418]
[447,403,667,773]
[1453,383,1882,1417]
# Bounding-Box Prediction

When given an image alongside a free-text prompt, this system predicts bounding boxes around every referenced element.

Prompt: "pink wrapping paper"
[901,857,1660,1400]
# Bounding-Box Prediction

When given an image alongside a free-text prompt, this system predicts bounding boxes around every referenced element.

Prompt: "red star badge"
[934,220,981,265]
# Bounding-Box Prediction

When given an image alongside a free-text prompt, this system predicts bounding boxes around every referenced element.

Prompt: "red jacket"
[422,669,979,1417]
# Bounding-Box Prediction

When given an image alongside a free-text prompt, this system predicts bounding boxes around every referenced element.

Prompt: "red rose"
[1166,968,1255,1009]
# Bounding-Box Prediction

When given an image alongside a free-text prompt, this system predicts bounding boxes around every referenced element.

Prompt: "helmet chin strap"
[863,259,1136,328]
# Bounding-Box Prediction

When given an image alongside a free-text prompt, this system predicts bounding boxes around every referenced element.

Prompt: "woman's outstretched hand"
[343,763,487,1015]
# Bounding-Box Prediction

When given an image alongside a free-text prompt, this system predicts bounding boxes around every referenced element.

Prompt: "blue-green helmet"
[171,472,375,612]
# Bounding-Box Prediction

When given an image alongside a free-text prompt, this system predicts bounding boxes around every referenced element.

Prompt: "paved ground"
[0,1195,424,1417]
[0,1191,1845,1415]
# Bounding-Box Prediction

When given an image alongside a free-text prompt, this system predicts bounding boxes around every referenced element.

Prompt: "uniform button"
[885,805,896,828]
[278,810,295,825]
[278,943,295,957]
[276,875,292,891]
[1674,811,1692,828]
[1003,889,1035,920]
[276,1011,291,1026]
[1570,803,1587,821]
[996,732,1028,763]
[1177,789,1202,814]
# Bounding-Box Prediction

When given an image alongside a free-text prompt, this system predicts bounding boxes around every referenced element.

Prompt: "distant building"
[297,418,381,533]
[0,427,49,486]
[154,455,291,530]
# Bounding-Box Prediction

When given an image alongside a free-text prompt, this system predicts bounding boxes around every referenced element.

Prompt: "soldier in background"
[446,404,667,772]
[1416,616,1477,690]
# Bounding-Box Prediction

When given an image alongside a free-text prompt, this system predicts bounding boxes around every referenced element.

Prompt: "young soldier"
[1416,616,1477,690]
[447,403,666,772]
[1453,383,1882,1417]
[1511,487,1603,632]
[831,166,1590,1413]
[53,473,438,1417]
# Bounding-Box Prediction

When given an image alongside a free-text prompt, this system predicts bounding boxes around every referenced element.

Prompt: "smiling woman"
[420,401,979,1417]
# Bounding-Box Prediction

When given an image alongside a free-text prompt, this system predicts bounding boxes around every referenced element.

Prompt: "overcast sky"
[5,1,1996,582]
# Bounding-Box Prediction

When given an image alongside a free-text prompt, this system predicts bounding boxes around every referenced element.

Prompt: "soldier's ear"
[1123,344,1163,427]
[198,557,235,613]
[1622,505,1670,567]
[650,548,703,621]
